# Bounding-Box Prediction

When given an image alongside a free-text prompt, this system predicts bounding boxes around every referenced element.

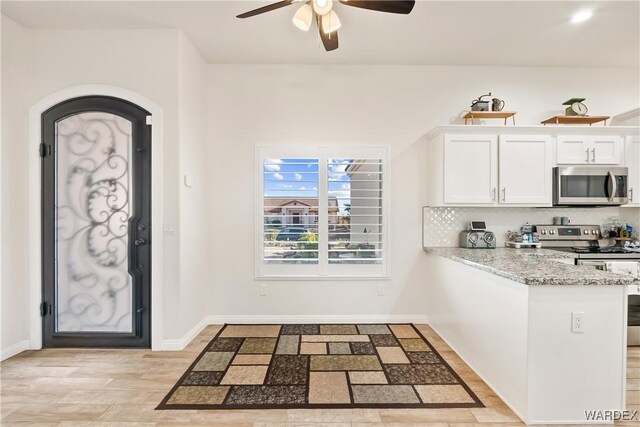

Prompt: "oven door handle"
[607,170,617,202]
[576,260,607,269]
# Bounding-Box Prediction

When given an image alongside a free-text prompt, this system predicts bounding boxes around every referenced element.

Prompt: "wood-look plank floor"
[0,324,638,426]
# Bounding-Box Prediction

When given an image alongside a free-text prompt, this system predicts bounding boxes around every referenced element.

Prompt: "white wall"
[1,17,212,356]
[175,32,211,339]
[1,15,34,357]
[205,64,639,320]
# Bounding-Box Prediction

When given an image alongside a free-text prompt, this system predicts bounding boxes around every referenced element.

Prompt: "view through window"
[261,151,385,276]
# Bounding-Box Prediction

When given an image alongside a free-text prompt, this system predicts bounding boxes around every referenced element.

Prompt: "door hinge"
[145,115,152,126]
[39,143,48,158]
[40,301,51,317]
[136,307,144,314]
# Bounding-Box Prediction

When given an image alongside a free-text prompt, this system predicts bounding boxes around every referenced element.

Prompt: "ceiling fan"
[236,0,415,51]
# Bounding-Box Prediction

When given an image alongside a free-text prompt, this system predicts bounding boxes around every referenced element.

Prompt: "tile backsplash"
[423,206,640,247]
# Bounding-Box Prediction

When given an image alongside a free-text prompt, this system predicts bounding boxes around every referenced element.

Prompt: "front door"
[41,96,151,347]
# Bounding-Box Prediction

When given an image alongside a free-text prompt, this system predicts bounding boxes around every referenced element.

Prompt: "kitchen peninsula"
[423,247,636,424]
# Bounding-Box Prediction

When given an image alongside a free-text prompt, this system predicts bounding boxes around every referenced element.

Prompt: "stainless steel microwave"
[553,166,629,206]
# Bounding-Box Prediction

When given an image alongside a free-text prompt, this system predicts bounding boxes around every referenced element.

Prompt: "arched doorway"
[41,96,151,347]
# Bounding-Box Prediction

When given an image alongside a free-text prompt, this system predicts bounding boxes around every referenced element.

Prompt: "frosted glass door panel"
[55,112,133,333]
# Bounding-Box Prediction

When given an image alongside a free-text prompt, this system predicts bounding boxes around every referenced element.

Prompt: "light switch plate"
[259,284,268,296]
[163,224,176,235]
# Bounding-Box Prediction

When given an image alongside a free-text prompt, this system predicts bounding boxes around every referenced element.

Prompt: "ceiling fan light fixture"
[292,3,313,31]
[312,0,333,16]
[321,10,341,34]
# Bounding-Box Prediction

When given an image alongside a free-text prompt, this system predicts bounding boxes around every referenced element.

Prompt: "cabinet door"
[499,135,552,205]
[591,136,623,164]
[443,135,497,204]
[625,136,640,207]
[556,135,589,164]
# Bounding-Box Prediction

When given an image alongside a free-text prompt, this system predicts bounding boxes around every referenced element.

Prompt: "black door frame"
[41,95,151,348]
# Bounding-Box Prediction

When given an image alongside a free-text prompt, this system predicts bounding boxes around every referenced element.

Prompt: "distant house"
[264,197,339,227]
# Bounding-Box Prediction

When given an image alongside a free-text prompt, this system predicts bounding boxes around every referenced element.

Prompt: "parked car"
[276,227,308,241]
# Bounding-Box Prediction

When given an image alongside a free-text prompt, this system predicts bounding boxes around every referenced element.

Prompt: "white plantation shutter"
[327,158,383,264]
[257,146,388,278]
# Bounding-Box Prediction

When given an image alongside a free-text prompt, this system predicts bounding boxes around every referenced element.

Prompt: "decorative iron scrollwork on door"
[56,112,133,332]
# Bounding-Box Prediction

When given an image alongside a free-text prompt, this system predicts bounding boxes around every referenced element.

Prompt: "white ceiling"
[2,1,639,67]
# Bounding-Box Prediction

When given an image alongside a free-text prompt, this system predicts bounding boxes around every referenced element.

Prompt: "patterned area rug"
[157,324,483,409]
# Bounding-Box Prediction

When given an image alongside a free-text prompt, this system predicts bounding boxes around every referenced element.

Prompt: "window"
[257,146,388,278]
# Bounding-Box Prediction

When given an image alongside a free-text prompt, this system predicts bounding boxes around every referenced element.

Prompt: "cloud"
[328,160,350,180]
[278,184,293,188]
[342,183,350,190]
[294,173,303,181]
[273,172,284,180]
[264,159,283,171]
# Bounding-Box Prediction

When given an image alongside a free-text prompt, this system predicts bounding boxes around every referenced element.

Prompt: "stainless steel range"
[533,224,640,346]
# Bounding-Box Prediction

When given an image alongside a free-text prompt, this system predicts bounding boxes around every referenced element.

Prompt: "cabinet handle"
[502,188,506,202]
[591,148,596,163]
[630,188,634,202]
[585,149,590,163]
[492,187,496,202]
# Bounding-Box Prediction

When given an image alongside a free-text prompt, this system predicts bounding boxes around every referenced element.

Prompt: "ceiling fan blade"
[339,0,415,14]
[320,30,339,51]
[236,0,294,18]
[317,15,339,51]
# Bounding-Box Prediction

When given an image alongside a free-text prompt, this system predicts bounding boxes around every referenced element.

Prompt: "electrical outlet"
[259,284,268,296]
[571,311,585,333]
[377,284,385,296]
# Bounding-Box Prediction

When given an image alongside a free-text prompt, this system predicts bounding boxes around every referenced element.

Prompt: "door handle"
[591,148,596,163]
[585,149,590,163]
[134,238,147,246]
[501,188,506,202]
[607,171,616,202]
[492,187,496,202]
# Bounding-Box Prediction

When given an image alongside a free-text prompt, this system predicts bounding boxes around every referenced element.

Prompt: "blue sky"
[263,159,351,197]
[263,159,353,206]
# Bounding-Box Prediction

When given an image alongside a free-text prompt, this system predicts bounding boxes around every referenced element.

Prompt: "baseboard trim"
[160,315,429,351]
[1,340,30,361]
[160,317,212,351]
[206,314,429,325]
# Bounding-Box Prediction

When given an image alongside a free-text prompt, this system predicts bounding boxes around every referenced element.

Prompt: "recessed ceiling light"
[571,10,593,24]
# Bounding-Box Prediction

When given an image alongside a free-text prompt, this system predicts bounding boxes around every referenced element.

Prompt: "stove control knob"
[549,229,555,235]
[591,230,597,235]
[584,230,589,235]
[541,229,547,235]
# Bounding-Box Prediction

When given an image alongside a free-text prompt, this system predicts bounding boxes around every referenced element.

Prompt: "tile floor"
[0,324,638,426]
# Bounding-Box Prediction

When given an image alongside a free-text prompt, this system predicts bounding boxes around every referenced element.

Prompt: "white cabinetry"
[556,135,623,165]
[428,133,551,206]
[443,135,497,204]
[499,135,552,205]
[427,127,637,208]
[624,136,640,207]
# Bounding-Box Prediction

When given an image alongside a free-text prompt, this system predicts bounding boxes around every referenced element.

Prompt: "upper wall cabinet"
[428,133,551,207]
[556,135,623,165]
[624,136,640,207]
[499,135,552,205]
[443,135,497,205]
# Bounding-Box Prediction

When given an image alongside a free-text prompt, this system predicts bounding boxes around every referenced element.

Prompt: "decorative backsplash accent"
[423,206,640,247]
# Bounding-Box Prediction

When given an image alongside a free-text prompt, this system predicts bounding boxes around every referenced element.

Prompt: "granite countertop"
[424,247,640,286]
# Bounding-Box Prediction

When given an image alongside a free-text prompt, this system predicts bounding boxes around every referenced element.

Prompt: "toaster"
[459,230,496,249]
